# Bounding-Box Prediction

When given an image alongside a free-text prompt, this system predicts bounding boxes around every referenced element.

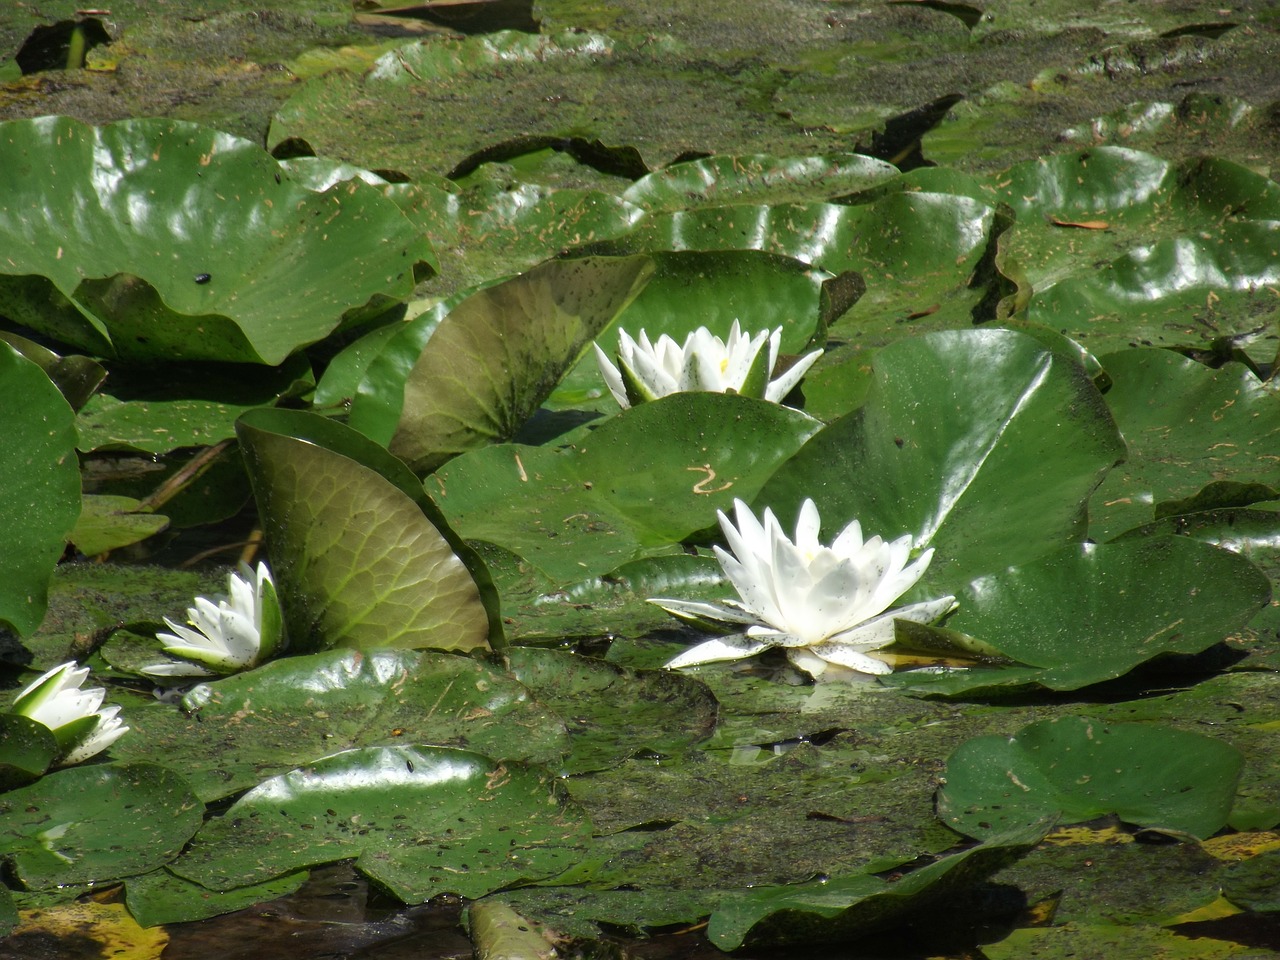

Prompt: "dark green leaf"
[0,342,81,635]
[888,537,1270,694]
[124,869,306,927]
[937,717,1243,839]
[171,746,592,902]
[505,648,717,775]
[706,819,1050,950]
[112,649,566,802]
[435,392,822,583]
[0,762,202,889]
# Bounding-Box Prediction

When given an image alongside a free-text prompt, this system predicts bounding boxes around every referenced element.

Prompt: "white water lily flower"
[145,562,285,677]
[652,499,957,679]
[593,321,823,409]
[11,661,129,764]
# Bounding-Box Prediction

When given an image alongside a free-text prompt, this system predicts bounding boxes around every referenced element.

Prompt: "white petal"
[593,344,630,407]
[61,706,129,765]
[647,597,757,625]
[141,660,218,678]
[665,635,772,669]
[764,347,824,402]
[803,640,894,675]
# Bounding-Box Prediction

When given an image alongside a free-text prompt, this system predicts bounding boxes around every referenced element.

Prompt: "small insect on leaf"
[194,273,212,284]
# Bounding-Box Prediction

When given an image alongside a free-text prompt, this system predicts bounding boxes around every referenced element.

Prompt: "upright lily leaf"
[0,341,80,635]
[171,746,592,903]
[434,392,822,583]
[938,717,1244,840]
[237,408,498,654]
[388,255,653,475]
[706,819,1050,950]
[889,537,1271,695]
[0,116,433,364]
[113,649,567,802]
[761,329,1126,593]
[0,762,202,889]
[1089,349,1280,541]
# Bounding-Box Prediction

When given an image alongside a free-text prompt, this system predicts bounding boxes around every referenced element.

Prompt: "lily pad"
[112,648,567,802]
[504,647,717,775]
[386,255,653,474]
[0,762,202,889]
[546,250,830,414]
[170,745,592,902]
[0,116,433,364]
[433,391,822,583]
[706,819,1051,950]
[0,341,81,636]
[619,153,899,214]
[937,716,1244,840]
[0,714,57,789]
[1088,349,1280,541]
[237,408,498,654]
[761,328,1126,594]
[887,537,1271,695]
[124,868,307,928]
[69,495,168,556]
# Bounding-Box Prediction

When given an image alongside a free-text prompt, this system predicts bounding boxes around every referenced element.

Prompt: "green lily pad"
[888,537,1270,695]
[0,714,57,789]
[0,762,202,890]
[69,494,168,557]
[761,328,1126,594]
[546,250,830,414]
[1089,349,1280,541]
[1221,848,1280,912]
[595,192,999,343]
[111,648,567,802]
[937,716,1243,840]
[0,331,104,411]
[124,868,307,928]
[504,648,717,775]
[0,116,433,364]
[706,819,1050,950]
[386,255,653,475]
[170,745,592,903]
[237,409,498,654]
[982,921,1256,960]
[75,356,314,454]
[0,341,81,636]
[619,153,899,214]
[434,391,822,584]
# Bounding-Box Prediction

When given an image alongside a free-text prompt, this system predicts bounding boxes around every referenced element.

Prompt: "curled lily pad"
[937,717,1244,840]
[237,408,499,654]
[0,341,80,635]
[170,745,592,903]
[387,255,653,475]
[0,116,433,364]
